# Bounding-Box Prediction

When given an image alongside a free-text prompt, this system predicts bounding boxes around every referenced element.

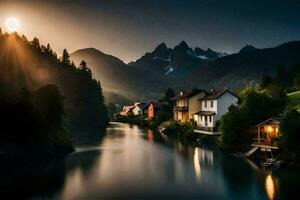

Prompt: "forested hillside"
[0,30,108,144]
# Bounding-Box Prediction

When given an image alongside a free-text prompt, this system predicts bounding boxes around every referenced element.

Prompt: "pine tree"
[62,49,70,65]
[79,60,87,70]
[31,37,40,49]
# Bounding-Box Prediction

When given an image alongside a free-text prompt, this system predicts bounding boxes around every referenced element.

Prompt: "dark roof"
[255,116,282,127]
[146,101,162,109]
[172,89,206,100]
[137,103,148,110]
[193,111,216,116]
[200,89,238,100]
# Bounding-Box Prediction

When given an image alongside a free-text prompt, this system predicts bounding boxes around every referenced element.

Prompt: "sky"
[0,0,299,63]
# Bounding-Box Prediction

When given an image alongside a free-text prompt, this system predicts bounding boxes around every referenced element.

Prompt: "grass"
[286,91,300,112]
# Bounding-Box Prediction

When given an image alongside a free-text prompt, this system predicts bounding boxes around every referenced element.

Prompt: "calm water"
[2,122,300,199]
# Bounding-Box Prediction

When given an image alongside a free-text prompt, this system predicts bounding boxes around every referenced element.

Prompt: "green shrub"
[280,110,300,160]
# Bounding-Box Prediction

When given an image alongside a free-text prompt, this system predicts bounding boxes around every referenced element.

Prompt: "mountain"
[129,41,227,76]
[186,41,300,89]
[71,40,300,102]
[70,48,172,100]
[194,47,227,60]
[239,45,257,54]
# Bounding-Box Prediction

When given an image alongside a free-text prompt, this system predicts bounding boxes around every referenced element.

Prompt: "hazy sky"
[0,0,299,62]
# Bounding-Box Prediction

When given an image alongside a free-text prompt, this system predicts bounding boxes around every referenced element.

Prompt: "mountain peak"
[178,40,189,48]
[239,45,257,53]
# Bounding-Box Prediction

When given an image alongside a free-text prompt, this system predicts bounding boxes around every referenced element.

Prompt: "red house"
[145,102,161,119]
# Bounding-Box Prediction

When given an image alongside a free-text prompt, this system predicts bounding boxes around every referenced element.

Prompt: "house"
[132,102,148,115]
[119,105,135,116]
[193,88,239,135]
[172,89,207,122]
[145,102,162,119]
[252,116,281,150]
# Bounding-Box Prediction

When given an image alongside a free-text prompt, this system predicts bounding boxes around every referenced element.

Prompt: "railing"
[173,106,188,112]
[252,138,279,148]
[195,126,218,132]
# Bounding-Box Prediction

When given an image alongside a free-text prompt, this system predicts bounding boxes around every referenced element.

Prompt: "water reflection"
[4,122,298,199]
[193,148,201,181]
[265,175,275,200]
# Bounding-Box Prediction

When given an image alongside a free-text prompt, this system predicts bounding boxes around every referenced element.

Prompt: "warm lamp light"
[266,126,273,133]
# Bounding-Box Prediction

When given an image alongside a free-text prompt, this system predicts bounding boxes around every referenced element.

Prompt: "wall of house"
[132,107,141,115]
[148,104,154,119]
[201,100,217,112]
[215,92,238,121]
[177,111,189,122]
[188,92,206,120]
[177,99,188,107]
[194,114,214,127]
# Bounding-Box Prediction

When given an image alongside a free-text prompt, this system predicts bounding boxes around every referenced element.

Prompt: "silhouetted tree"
[79,60,92,77]
[62,49,70,65]
[31,37,40,49]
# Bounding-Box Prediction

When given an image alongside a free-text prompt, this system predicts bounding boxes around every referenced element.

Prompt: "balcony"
[173,106,188,112]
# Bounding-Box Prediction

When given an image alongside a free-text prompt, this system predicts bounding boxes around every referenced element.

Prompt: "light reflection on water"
[265,174,276,200]
[50,122,283,200]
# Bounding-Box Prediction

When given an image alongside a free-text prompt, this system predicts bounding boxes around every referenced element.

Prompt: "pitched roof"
[200,89,238,100]
[172,89,206,100]
[145,101,162,109]
[193,111,216,116]
[255,116,282,127]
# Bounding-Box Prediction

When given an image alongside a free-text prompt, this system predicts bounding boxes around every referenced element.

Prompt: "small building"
[145,102,162,119]
[119,105,135,116]
[172,89,207,122]
[193,89,238,135]
[252,116,281,150]
[132,102,148,116]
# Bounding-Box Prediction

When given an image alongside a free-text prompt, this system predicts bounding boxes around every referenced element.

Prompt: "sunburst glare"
[6,17,20,32]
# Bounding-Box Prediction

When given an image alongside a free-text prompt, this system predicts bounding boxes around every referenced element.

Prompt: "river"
[2,122,300,199]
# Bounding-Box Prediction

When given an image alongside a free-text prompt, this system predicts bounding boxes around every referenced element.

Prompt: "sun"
[6,17,20,32]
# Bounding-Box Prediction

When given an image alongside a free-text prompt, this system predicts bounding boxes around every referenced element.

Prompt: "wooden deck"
[251,143,279,150]
[252,138,279,149]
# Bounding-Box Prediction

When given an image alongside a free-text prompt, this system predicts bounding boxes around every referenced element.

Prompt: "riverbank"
[161,121,220,147]
[0,128,74,165]
[115,115,160,129]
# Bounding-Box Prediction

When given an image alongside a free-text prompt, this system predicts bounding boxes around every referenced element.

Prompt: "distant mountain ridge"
[71,40,300,102]
[129,41,227,75]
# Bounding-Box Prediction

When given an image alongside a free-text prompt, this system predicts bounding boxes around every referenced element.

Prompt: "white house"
[131,102,148,116]
[172,89,207,122]
[193,89,238,135]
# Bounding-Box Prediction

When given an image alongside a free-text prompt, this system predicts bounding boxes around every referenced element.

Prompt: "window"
[205,101,207,107]
[211,101,213,108]
[209,116,212,122]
